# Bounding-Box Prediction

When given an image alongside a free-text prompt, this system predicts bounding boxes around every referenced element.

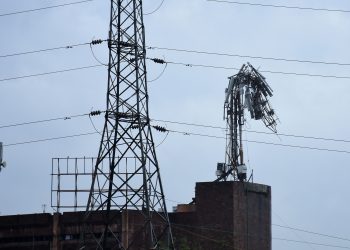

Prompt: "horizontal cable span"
[171,222,350,244]
[167,129,350,154]
[152,118,350,144]
[0,110,103,129]
[0,64,103,83]
[171,223,350,249]
[0,0,95,18]
[1,113,349,145]
[0,39,105,59]
[206,0,350,14]
[1,41,347,68]
[148,46,350,67]
[4,131,99,147]
[148,57,350,80]
[3,127,350,155]
[273,224,350,242]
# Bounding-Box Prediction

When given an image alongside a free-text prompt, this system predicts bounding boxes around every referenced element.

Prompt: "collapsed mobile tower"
[216,63,278,181]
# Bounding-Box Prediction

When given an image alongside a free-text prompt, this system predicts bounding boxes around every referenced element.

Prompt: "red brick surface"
[0,181,271,250]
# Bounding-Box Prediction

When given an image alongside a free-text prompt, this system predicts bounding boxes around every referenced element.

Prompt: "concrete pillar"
[52,213,61,250]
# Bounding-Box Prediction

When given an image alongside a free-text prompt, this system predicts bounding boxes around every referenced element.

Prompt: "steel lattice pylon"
[82,1,174,249]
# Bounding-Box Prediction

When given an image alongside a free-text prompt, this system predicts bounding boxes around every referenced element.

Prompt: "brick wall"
[195,181,271,250]
[0,181,271,250]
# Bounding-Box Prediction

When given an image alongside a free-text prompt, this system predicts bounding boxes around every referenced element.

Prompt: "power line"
[2,111,104,147]
[272,212,317,250]
[172,224,232,247]
[3,131,99,147]
[147,46,350,67]
[0,64,103,83]
[0,114,85,129]
[152,118,350,144]
[0,37,348,70]
[273,224,350,243]
[1,42,90,59]
[0,110,103,129]
[0,0,94,18]
[251,68,350,80]
[3,127,350,154]
[4,58,346,84]
[0,39,105,59]
[4,57,348,89]
[206,0,350,14]
[148,57,350,80]
[167,129,350,154]
[171,223,350,249]
[1,40,348,69]
[148,62,168,82]
[96,220,348,250]
[177,221,350,243]
[2,113,350,153]
[144,0,165,15]
[273,237,350,249]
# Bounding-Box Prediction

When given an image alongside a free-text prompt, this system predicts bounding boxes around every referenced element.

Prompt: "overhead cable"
[273,224,350,243]
[3,131,99,147]
[5,58,348,86]
[0,0,95,18]
[148,57,350,80]
[147,46,350,67]
[152,118,350,144]
[1,114,85,129]
[206,0,350,14]
[0,39,105,59]
[3,127,350,154]
[0,111,118,130]
[0,64,103,83]
[273,237,350,249]
[144,0,165,15]
[0,110,103,129]
[1,41,348,68]
[1,113,350,145]
[179,221,350,243]
[167,129,350,155]
[172,225,232,247]
[171,222,350,249]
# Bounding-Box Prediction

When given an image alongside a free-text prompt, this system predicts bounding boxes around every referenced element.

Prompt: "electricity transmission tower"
[82,1,174,249]
[216,63,278,182]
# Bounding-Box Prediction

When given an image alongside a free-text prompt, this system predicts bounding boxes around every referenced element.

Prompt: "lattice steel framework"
[216,63,278,182]
[82,1,174,249]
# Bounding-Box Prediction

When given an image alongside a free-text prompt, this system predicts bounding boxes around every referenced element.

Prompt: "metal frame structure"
[51,157,91,212]
[216,63,278,182]
[82,1,174,249]
[51,157,129,212]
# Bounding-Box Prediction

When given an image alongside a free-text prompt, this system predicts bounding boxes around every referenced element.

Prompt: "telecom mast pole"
[217,63,278,182]
[82,1,174,249]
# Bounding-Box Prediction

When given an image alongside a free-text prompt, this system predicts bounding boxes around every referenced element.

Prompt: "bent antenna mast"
[216,63,278,182]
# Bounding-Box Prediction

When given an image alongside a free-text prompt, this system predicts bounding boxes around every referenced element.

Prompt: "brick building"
[0,181,271,250]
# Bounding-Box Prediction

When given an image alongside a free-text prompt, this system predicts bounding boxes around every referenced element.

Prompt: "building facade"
[0,181,271,250]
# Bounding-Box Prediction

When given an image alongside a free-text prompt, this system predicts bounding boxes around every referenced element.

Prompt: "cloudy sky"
[1,0,350,249]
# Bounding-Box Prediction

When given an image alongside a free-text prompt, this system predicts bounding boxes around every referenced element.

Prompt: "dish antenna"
[216,63,278,181]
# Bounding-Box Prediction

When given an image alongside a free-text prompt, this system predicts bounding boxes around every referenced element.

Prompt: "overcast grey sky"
[1,0,350,249]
